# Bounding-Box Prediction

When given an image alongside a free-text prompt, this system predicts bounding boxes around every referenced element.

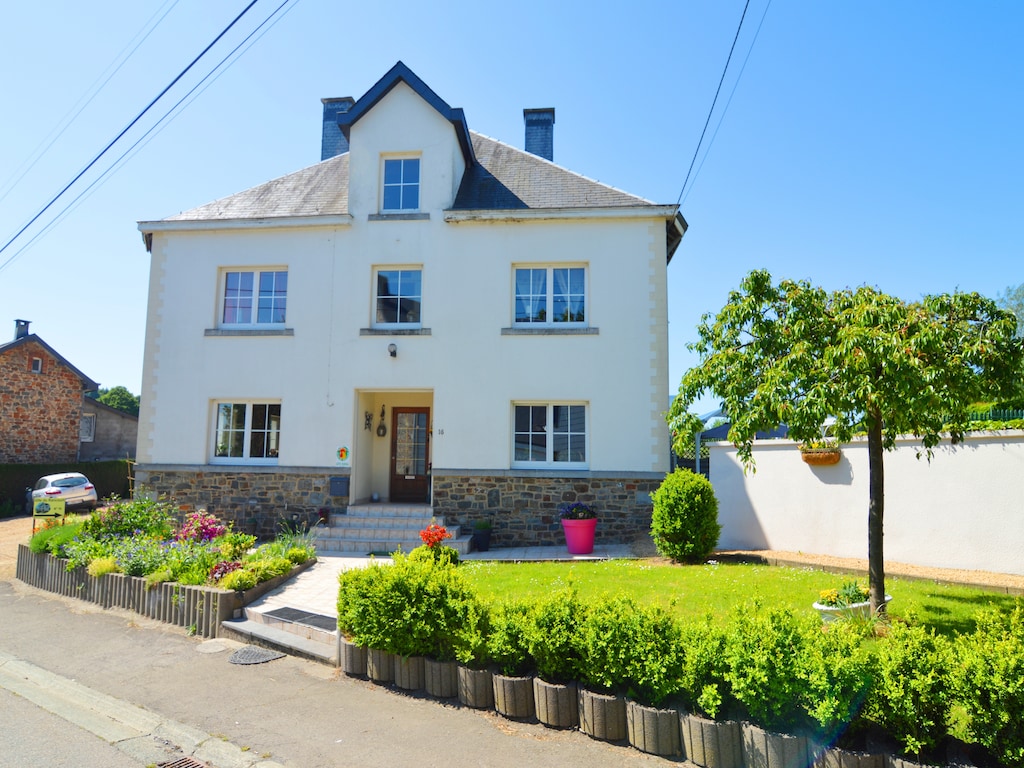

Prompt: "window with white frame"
[512,403,587,467]
[221,269,288,326]
[382,157,420,211]
[30,357,43,373]
[213,402,281,463]
[375,268,422,326]
[514,266,586,325]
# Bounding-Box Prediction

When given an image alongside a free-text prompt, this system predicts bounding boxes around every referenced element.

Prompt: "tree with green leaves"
[668,270,1022,613]
[97,386,140,416]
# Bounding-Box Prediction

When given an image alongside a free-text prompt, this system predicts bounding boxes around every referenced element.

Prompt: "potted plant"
[813,581,890,622]
[471,518,492,552]
[559,501,597,555]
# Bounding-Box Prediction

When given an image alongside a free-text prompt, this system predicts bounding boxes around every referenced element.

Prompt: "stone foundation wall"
[135,465,350,539]
[431,472,662,548]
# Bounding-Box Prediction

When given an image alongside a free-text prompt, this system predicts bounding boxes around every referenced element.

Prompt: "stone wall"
[135,465,351,539]
[0,341,84,464]
[431,471,661,548]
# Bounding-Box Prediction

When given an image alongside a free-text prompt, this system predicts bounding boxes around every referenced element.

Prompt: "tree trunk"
[866,414,886,614]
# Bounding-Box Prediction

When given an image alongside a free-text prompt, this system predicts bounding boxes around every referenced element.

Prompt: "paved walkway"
[255,543,633,618]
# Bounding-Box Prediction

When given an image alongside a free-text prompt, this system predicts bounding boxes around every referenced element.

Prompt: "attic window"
[382,158,420,211]
[30,357,43,374]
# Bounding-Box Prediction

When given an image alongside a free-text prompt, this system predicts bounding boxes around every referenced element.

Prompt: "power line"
[677,0,753,206]
[0,0,260,273]
[0,0,181,206]
[680,0,772,207]
[2,0,299,268]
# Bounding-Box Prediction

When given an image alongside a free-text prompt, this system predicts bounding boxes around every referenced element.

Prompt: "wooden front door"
[390,407,430,503]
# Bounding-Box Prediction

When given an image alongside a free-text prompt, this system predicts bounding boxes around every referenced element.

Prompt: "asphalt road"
[0,579,669,768]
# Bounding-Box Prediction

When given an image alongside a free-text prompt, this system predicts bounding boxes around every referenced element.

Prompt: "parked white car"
[28,472,98,512]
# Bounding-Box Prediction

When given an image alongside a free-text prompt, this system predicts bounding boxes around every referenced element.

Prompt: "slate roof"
[162,132,661,223]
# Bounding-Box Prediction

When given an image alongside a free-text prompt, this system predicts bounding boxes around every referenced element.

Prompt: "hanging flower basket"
[799,445,841,465]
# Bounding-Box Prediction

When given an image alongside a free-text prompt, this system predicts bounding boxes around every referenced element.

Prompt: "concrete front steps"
[221,605,339,666]
[314,503,472,556]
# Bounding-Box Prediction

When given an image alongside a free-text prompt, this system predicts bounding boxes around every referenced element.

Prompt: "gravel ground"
[3,514,1021,594]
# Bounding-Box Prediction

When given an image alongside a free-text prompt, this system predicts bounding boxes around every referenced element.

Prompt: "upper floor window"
[221,269,287,326]
[213,401,280,464]
[512,403,587,468]
[382,158,420,211]
[514,266,586,325]
[80,413,96,443]
[30,357,43,373]
[375,268,422,326]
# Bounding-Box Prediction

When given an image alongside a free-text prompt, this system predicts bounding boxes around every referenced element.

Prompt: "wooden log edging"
[12,545,298,639]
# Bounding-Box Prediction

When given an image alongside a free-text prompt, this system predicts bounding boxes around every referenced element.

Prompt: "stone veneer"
[0,340,84,463]
[134,465,350,539]
[432,471,661,548]
[136,466,663,547]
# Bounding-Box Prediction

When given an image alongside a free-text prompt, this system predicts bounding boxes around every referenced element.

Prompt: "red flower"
[419,524,452,548]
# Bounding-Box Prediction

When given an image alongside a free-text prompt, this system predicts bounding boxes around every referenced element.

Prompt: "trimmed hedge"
[0,460,131,511]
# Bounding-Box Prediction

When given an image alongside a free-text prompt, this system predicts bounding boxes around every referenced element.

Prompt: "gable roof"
[0,334,99,391]
[336,61,475,167]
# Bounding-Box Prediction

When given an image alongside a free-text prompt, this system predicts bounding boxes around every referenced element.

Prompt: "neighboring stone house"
[136,62,686,545]
[0,320,99,464]
[80,397,138,461]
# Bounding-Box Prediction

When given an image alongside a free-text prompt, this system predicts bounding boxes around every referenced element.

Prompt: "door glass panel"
[395,412,427,475]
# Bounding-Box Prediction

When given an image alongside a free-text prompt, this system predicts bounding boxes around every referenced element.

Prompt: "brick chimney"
[523,108,555,161]
[321,97,356,161]
[14,319,30,340]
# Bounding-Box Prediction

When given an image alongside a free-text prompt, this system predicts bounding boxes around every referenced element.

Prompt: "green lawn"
[460,559,1018,637]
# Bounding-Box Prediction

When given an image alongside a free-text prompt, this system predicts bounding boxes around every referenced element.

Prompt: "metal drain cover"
[159,758,210,768]
[229,645,285,665]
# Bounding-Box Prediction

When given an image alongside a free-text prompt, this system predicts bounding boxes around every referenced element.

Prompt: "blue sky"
[1,1,1021,415]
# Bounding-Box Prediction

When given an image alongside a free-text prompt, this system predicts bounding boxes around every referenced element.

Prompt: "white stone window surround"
[211,400,281,465]
[511,402,588,469]
[512,264,588,328]
[217,268,289,328]
[80,413,96,442]
[30,356,43,373]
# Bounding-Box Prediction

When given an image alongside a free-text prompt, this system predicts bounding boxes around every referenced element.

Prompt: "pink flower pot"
[561,518,597,555]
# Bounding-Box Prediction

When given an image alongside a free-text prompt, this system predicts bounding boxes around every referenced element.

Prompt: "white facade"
[137,64,684,518]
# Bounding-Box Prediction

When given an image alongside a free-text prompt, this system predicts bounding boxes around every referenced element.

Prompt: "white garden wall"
[709,431,1024,576]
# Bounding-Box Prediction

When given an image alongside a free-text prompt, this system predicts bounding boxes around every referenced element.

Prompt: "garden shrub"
[110,537,168,577]
[29,521,84,556]
[650,468,720,563]
[285,546,310,564]
[81,496,173,540]
[174,510,227,543]
[724,602,813,733]
[951,599,1024,768]
[866,622,952,761]
[526,586,588,683]
[487,599,534,676]
[799,620,875,744]
[408,543,460,567]
[578,595,684,705]
[86,556,119,577]
[144,567,173,589]
[219,532,256,560]
[337,553,481,661]
[220,568,258,592]
[677,617,733,720]
[451,597,491,669]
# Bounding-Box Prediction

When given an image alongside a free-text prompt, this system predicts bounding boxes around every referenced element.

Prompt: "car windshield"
[53,477,86,488]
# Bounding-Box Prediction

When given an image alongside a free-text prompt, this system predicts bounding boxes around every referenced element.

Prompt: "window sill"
[369,213,430,221]
[205,328,294,337]
[501,327,598,336]
[360,328,432,336]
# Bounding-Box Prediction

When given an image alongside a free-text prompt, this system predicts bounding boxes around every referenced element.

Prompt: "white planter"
[813,595,892,623]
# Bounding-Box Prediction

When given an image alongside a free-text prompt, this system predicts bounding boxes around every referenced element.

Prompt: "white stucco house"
[136,62,686,546]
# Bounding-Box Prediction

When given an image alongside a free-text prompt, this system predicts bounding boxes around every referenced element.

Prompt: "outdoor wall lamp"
[388,343,397,358]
